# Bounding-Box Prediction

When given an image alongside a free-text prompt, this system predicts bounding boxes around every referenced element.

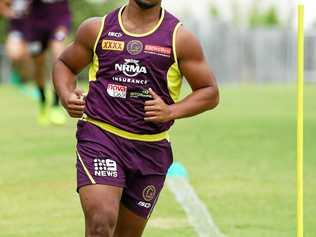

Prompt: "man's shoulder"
[75,17,103,49]
[163,8,181,25]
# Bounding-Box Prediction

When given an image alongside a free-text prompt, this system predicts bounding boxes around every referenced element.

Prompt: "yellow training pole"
[297,3,304,237]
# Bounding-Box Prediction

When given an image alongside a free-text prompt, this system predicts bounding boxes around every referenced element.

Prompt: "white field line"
[166,176,227,237]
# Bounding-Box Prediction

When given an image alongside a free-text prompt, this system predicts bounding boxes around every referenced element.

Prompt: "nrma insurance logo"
[115,59,147,77]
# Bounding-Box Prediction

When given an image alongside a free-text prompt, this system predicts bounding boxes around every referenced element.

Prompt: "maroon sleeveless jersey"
[86,6,183,135]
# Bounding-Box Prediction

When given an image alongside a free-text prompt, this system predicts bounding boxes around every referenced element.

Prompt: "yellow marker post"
[297,3,304,237]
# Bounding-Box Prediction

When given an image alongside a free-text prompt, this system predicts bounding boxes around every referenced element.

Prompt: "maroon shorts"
[8,19,29,39]
[28,13,71,55]
[76,120,173,219]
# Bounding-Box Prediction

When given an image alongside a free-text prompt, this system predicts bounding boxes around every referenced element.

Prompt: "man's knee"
[86,206,118,237]
[5,40,28,62]
[6,47,26,63]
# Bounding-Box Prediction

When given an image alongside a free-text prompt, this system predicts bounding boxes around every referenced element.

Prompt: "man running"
[53,0,219,236]
[1,0,71,125]
[29,0,71,125]
[0,0,32,82]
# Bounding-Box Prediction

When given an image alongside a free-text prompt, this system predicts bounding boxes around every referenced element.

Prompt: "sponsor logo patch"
[107,84,127,98]
[144,45,172,57]
[127,40,143,55]
[108,32,123,38]
[137,201,152,209]
[142,185,156,202]
[102,40,125,51]
[130,89,152,99]
[94,158,118,177]
[112,76,148,85]
[115,59,147,77]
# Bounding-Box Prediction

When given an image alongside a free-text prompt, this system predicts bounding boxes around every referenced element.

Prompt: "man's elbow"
[206,86,220,110]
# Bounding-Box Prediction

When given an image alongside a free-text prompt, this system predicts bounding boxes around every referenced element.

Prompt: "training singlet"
[86,6,183,135]
[30,0,69,18]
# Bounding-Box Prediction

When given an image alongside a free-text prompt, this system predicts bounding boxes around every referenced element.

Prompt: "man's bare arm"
[144,26,219,123]
[0,0,14,18]
[170,26,219,119]
[52,17,101,118]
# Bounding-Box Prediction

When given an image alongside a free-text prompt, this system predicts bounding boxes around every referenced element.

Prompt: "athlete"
[28,0,71,125]
[0,0,32,83]
[53,0,219,236]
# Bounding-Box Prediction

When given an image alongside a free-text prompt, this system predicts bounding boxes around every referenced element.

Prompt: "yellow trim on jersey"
[82,115,169,142]
[89,53,100,82]
[77,151,96,184]
[118,5,165,37]
[167,23,183,102]
[94,15,107,51]
[172,23,182,66]
[89,15,106,82]
[167,63,182,102]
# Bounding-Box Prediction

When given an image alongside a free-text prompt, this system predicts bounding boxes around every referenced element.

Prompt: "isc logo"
[137,201,151,209]
[102,40,125,51]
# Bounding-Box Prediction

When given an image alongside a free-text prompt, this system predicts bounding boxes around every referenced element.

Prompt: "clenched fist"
[62,88,86,118]
[144,88,173,123]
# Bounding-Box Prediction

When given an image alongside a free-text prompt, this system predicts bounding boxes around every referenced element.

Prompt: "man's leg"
[114,204,148,237]
[79,185,123,237]
[50,38,65,107]
[48,27,68,124]
[33,52,50,125]
[5,33,32,82]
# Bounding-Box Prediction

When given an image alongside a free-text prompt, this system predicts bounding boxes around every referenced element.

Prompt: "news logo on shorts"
[107,84,127,99]
[94,158,118,177]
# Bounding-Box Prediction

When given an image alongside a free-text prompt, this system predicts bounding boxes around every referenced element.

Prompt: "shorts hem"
[77,181,125,193]
[121,199,149,220]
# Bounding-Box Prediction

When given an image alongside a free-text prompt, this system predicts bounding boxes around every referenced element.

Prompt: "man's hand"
[62,88,85,118]
[144,88,173,123]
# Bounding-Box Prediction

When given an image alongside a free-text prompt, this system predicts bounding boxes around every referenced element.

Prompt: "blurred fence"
[1,23,316,84]
[190,20,316,84]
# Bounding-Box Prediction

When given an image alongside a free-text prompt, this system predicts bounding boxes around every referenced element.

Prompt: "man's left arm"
[144,26,219,123]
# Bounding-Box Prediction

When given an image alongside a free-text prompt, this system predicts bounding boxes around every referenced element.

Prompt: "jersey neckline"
[118,5,165,38]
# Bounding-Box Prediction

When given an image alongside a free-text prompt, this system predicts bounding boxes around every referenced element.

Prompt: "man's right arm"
[52,17,102,118]
[0,0,14,18]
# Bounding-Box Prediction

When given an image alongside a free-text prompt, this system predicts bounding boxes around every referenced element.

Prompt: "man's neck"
[122,1,162,34]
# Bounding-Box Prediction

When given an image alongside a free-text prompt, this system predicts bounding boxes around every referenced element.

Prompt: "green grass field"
[0,84,315,237]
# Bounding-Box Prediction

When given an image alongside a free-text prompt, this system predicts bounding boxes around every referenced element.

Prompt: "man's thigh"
[79,184,123,219]
[114,204,148,237]
[114,174,167,237]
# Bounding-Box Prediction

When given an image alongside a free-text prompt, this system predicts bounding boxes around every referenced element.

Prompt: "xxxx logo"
[102,40,125,51]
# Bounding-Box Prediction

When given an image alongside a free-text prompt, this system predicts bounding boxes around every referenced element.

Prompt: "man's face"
[134,0,161,9]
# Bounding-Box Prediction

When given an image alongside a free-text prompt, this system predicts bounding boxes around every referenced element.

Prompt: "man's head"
[134,0,161,9]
